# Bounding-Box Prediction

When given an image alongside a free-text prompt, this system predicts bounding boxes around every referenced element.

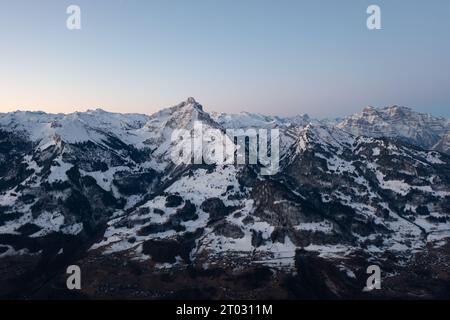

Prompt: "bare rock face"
[434,131,450,154]
[287,249,361,299]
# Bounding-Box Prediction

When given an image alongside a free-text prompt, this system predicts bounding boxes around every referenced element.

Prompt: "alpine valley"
[1,98,449,299]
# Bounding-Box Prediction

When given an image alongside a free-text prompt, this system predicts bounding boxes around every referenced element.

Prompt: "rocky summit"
[0,99,449,299]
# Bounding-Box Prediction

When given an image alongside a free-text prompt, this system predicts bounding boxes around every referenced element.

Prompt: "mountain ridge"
[0,98,449,299]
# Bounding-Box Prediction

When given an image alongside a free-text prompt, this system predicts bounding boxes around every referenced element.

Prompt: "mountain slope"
[0,100,449,299]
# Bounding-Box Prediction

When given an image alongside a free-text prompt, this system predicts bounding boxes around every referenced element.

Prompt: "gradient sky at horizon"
[1,0,449,118]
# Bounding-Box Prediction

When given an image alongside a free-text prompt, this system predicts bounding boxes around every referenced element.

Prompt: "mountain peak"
[361,105,412,115]
[173,97,203,111]
[385,104,410,110]
[186,97,197,104]
[382,105,412,114]
[86,108,109,114]
[362,105,375,112]
[339,104,450,150]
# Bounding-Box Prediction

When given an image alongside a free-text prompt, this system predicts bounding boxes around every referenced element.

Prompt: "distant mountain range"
[338,105,450,154]
[1,98,449,299]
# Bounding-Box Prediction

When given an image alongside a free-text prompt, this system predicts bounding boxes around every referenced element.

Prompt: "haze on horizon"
[1,0,450,118]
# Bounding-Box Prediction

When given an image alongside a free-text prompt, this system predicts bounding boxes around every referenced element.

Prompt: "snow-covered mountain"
[211,111,311,129]
[211,111,312,155]
[1,99,449,299]
[338,105,450,153]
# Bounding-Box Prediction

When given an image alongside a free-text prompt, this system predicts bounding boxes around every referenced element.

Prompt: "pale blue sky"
[0,0,449,117]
